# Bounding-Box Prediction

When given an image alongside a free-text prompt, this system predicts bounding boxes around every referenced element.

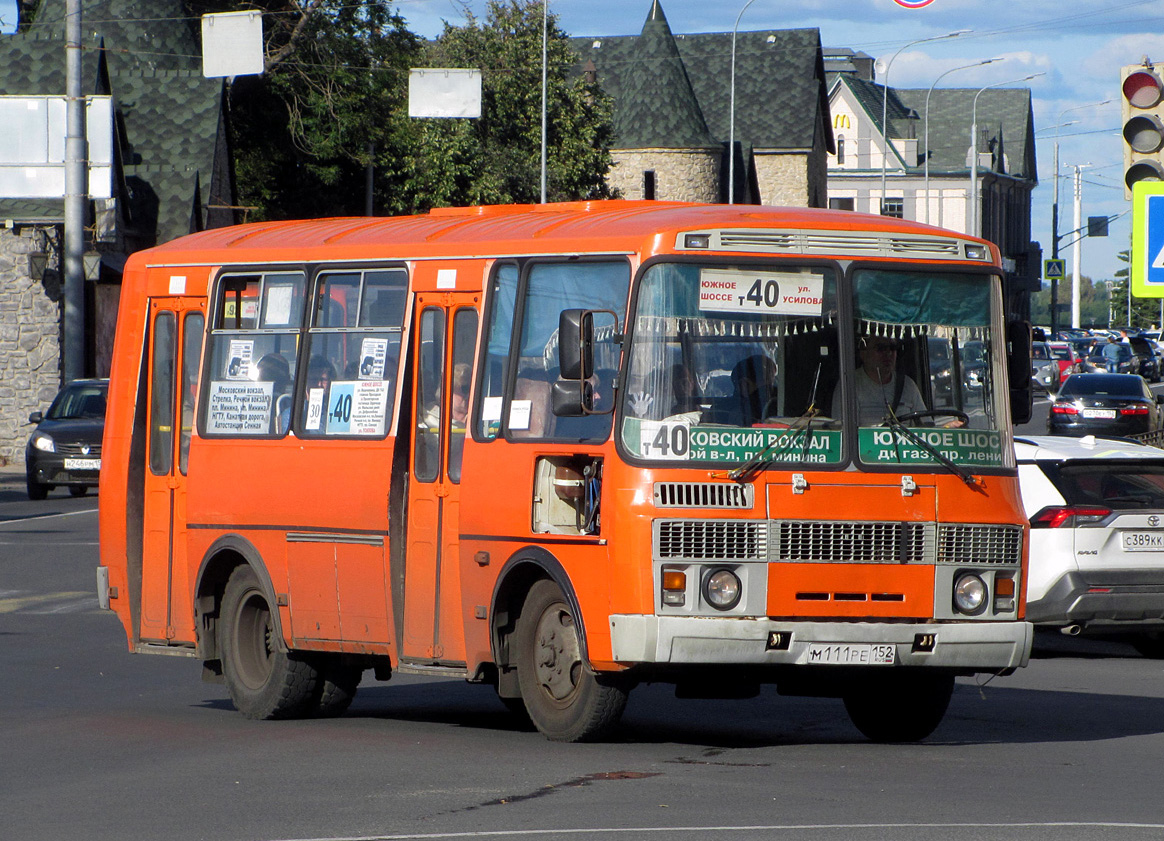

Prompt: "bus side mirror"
[1007,320,1032,425]
[552,378,589,417]
[558,309,593,381]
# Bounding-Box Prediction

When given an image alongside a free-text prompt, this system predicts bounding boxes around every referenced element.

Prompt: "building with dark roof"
[0,0,235,465]
[826,65,1040,314]
[573,0,833,206]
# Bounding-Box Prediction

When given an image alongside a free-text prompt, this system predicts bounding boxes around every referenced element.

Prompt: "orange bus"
[98,201,1034,742]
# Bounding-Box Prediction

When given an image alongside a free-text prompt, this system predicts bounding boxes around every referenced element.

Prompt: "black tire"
[515,579,628,742]
[26,479,49,500]
[313,660,362,718]
[68,485,88,497]
[220,565,319,720]
[842,672,954,743]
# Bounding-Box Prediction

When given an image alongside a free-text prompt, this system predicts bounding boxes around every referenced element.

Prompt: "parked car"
[25,379,107,500]
[1048,373,1164,437]
[1030,341,1059,393]
[1016,435,1164,656]
[1129,336,1162,382]
[1047,341,1085,388]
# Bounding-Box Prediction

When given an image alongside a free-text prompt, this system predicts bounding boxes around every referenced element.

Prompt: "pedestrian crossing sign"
[1043,258,1065,280]
[1133,181,1164,298]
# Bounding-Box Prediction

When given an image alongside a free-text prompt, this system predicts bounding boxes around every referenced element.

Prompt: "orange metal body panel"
[767,563,936,619]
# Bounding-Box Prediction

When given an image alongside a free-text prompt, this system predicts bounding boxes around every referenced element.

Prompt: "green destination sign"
[624,419,843,464]
[859,427,1004,467]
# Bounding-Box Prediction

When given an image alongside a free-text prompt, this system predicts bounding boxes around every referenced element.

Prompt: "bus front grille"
[653,482,753,509]
[937,524,1023,565]
[654,520,767,561]
[772,520,932,564]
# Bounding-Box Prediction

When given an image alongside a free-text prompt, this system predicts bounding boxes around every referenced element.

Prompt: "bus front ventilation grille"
[654,520,767,561]
[714,230,962,260]
[937,524,1023,565]
[654,482,753,509]
[772,520,932,564]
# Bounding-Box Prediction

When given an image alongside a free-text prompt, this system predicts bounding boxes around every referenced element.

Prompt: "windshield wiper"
[728,365,823,484]
[881,409,984,492]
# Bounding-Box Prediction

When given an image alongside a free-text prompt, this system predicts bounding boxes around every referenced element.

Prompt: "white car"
[1016,434,1164,656]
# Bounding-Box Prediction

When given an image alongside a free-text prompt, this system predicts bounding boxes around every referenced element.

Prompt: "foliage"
[186,0,617,219]
[1030,274,1110,329]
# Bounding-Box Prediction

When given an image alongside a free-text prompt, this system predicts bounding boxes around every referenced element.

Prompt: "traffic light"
[1122,64,1164,199]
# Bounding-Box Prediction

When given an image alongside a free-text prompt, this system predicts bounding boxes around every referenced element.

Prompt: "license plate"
[63,458,101,471]
[1122,531,1164,551]
[1082,409,1116,419]
[797,643,895,666]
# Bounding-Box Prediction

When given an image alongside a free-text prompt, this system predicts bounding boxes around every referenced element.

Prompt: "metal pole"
[540,0,548,204]
[923,58,999,225]
[63,0,86,382]
[728,0,757,205]
[1072,164,1082,328]
[879,30,969,215]
[1051,139,1059,338]
[969,72,1043,237]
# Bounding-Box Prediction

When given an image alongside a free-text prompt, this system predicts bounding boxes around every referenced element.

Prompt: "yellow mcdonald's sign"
[834,114,851,130]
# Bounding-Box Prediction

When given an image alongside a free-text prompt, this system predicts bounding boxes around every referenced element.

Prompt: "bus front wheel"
[220,565,319,720]
[842,672,954,742]
[515,579,628,742]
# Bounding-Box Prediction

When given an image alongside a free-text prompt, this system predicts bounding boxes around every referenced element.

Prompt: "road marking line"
[0,508,98,526]
[0,591,91,613]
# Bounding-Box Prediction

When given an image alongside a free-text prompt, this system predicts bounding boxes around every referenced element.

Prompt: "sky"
[3,0,1161,286]
[390,0,1163,286]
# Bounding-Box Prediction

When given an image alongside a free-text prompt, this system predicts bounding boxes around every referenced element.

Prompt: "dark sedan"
[25,378,107,500]
[1048,373,1164,437]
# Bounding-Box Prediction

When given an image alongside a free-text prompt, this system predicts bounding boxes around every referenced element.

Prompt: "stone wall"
[755,153,816,208]
[609,149,721,203]
[0,227,62,467]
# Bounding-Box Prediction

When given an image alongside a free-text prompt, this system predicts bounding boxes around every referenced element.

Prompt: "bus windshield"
[620,262,1007,470]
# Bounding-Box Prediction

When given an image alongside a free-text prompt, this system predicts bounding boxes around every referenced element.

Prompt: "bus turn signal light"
[662,570,687,606]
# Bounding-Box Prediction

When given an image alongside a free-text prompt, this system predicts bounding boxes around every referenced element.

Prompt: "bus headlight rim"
[953,572,988,616]
[702,568,742,611]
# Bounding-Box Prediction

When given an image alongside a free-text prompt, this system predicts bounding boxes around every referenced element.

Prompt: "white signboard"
[698,269,824,316]
[206,380,274,434]
[408,69,482,119]
[0,96,113,199]
[202,11,264,78]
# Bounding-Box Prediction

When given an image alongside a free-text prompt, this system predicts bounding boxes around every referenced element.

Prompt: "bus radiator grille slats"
[654,519,1022,566]
[654,520,767,561]
[773,520,931,564]
[653,482,753,509]
[937,524,1023,565]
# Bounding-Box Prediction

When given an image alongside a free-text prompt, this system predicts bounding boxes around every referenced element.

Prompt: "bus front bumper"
[609,615,1033,672]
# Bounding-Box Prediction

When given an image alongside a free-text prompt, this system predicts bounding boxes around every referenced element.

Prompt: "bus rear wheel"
[842,672,954,743]
[220,565,319,720]
[515,579,628,742]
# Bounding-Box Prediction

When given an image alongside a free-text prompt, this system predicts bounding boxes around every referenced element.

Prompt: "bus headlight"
[703,568,742,610]
[953,573,988,615]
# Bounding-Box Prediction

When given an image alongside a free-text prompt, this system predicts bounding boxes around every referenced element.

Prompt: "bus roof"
[138,201,999,268]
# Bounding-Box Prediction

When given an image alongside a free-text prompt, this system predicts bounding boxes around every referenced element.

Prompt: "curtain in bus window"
[853,271,989,331]
[511,261,630,441]
[204,272,305,437]
[301,268,406,438]
[150,311,176,475]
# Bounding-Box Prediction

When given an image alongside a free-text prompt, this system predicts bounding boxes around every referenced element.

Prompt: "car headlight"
[32,433,54,453]
[953,573,987,615]
[703,568,742,610]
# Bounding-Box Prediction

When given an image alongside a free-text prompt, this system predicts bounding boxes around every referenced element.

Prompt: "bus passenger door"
[402,295,479,664]
[140,298,205,644]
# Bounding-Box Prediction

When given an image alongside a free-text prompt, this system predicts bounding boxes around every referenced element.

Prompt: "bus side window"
[477,263,518,440]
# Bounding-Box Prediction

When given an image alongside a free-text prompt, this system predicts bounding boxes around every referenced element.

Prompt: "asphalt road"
[4,447,1164,841]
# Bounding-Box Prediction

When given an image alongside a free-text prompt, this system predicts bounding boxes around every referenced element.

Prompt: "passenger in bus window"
[853,337,925,425]
[450,363,471,425]
[306,356,335,392]
[706,355,777,427]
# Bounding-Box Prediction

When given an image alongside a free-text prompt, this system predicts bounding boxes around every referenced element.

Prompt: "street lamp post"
[728,0,758,204]
[1050,99,1110,337]
[540,0,548,204]
[923,58,1000,225]
[969,72,1043,237]
[878,29,969,215]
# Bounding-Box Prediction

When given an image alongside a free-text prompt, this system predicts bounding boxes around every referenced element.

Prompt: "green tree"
[416,0,618,207]
[187,0,617,218]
